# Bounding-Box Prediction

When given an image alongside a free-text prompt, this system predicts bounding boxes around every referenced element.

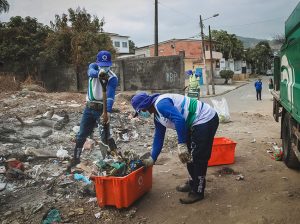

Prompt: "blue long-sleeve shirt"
[255,81,262,91]
[151,98,187,161]
[86,63,118,112]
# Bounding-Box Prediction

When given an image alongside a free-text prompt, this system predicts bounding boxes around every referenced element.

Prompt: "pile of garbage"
[71,150,148,178]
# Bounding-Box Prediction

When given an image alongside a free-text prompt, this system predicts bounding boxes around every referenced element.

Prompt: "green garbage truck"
[272,2,300,169]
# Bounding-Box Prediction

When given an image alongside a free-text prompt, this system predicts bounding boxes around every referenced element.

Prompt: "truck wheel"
[282,114,300,169]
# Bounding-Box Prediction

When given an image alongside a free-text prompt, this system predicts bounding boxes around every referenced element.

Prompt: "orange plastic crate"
[91,166,152,208]
[208,137,237,166]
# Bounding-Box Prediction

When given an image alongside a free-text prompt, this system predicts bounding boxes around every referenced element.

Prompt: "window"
[205,45,209,51]
[114,41,120,47]
[122,42,128,48]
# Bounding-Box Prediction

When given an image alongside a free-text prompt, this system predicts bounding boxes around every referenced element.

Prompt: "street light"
[203,14,219,21]
[200,13,219,95]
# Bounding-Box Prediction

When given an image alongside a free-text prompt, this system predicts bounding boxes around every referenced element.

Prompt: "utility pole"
[154,0,158,56]
[209,25,215,95]
[200,15,209,95]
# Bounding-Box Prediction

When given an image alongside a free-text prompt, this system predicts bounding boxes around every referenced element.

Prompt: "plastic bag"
[211,97,231,123]
[56,147,69,159]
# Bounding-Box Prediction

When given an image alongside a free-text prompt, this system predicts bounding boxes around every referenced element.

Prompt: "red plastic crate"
[91,166,152,208]
[208,137,237,166]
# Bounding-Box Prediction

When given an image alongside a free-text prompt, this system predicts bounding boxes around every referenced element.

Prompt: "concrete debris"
[251,138,256,143]
[72,125,80,134]
[68,103,81,108]
[0,182,7,191]
[25,147,57,158]
[87,197,97,203]
[32,203,44,214]
[126,208,137,218]
[4,211,12,217]
[74,207,85,215]
[94,212,101,219]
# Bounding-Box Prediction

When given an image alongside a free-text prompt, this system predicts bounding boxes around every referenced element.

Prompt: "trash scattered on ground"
[126,208,137,218]
[74,207,85,215]
[251,138,256,143]
[236,174,244,181]
[74,173,92,185]
[95,212,101,219]
[42,208,62,224]
[282,177,288,180]
[217,167,238,175]
[272,145,283,161]
[0,165,6,174]
[32,203,44,214]
[56,148,69,159]
[87,197,97,203]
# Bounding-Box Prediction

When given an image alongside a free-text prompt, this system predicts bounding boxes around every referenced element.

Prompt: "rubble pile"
[0,90,171,223]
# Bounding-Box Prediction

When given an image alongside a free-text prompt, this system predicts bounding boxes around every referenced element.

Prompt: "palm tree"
[0,0,10,13]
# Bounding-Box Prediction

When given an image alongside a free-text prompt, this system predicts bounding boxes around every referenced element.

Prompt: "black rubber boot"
[179,191,204,204]
[66,146,82,173]
[179,176,206,204]
[176,180,192,192]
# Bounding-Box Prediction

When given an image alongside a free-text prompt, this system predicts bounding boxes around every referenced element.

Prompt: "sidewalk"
[197,81,250,98]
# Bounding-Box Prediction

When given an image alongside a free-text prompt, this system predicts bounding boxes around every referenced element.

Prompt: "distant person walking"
[255,78,262,100]
[268,78,274,92]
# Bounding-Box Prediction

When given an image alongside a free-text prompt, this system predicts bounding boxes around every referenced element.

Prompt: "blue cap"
[185,70,193,76]
[96,50,112,67]
[131,92,160,117]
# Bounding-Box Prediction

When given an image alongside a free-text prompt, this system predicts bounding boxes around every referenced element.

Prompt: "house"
[106,32,130,54]
[135,38,223,84]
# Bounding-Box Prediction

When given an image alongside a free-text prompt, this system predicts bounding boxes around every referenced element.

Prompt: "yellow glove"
[177,143,192,164]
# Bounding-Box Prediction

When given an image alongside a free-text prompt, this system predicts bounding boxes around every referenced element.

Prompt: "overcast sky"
[0,0,299,47]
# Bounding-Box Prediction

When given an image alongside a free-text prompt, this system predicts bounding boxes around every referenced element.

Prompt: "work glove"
[98,69,108,80]
[142,157,154,168]
[177,143,192,164]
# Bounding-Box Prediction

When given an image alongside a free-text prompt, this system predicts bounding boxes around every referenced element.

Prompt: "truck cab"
[272,2,300,169]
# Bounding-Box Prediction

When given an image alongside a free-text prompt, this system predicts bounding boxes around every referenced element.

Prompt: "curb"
[200,82,250,98]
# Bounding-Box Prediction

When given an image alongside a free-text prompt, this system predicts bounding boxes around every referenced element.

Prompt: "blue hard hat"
[185,70,193,76]
[96,50,112,67]
[131,92,160,117]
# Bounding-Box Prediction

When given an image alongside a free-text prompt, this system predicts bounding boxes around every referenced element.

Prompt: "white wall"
[135,47,151,57]
[110,36,129,54]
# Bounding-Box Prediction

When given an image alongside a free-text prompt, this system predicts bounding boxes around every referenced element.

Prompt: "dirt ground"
[1,81,300,224]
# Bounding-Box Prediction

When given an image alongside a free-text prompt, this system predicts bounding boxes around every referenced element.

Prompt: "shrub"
[220,70,234,84]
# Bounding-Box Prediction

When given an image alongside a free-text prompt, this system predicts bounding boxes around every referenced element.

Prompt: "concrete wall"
[113,53,185,93]
[38,65,79,92]
[4,54,184,93]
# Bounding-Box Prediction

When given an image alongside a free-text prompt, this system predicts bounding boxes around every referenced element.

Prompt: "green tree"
[129,40,135,54]
[245,41,272,74]
[211,30,244,60]
[0,16,50,76]
[220,70,234,84]
[0,0,9,14]
[41,7,115,68]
